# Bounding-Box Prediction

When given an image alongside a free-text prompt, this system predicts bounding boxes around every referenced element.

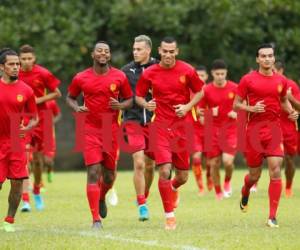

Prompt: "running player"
[200,59,237,200]
[122,35,157,220]
[66,41,133,229]
[136,37,204,230]
[0,48,38,232]
[19,45,61,211]
[233,44,298,227]
[274,61,300,197]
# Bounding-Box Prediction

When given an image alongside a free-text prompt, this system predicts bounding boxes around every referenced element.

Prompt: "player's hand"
[212,106,219,117]
[251,100,265,113]
[196,107,205,117]
[19,124,28,138]
[174,104,189,118]
[288,110,299,121]
[228,110,237,119]
[109,97,123,110]
[144,99,156,112]
[199,116,205,125]
[75,105,89,112]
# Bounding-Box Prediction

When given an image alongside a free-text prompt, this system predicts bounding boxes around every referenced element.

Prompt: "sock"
[192,158,204,190]
[99,181,112,201]
[4,216,14,224]
[214,185,222,194]
[137,194,146,206]
[269,179,282,219]
[145,190,150,199]
[171,178,183,190]
[224,175,231,183]
[286,180,292,190]
[241,174,256,197]
[86,184,100,222]
[33,184,40,195]
[158,178,173,213]
[22,192,30,203]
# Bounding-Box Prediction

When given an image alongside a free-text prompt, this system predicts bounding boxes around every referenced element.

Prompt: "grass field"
[1,169,300,250]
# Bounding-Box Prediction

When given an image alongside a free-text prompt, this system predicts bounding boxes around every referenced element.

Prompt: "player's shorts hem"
[131,148,147,155]
[265,154,284,158]
[156,161,172,167]
[7,176,29,180]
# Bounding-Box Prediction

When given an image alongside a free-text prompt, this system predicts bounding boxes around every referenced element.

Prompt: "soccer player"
[19,45,61,211]
[233,44,298,227]
[274,61,300,197]
[122,35,157,221]
[43,99,61,183]
[66,41,133,229]
[199,59,238,200]
[136,37,204,230]
[191,65,213,195]
[0,48,38,232]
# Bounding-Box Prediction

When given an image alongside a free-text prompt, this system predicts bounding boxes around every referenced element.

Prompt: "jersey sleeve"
[136,73,151,97]
[42,68,60,92]
[120,75,133,99]
[280,77,288,98]
[289,79,300,101]
[237,76,248,99]
[188,69,204,93]
[68,75,82,98]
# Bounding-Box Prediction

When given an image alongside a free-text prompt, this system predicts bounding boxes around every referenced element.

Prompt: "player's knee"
[192,156,201,166]
[134,159,145,172]
[103,170,116,184]
[159,169,171,180]
[177,174,188,184]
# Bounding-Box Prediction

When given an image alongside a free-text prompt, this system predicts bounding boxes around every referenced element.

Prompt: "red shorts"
[298,132,300,155]
[83,125,118,170]
[206,125,237,159]
[245,122,283,167]
[192,121,204,153]
[123,122,154,159]
[0,139,28,183]
[281,122,298,156]
[153,123,190,170]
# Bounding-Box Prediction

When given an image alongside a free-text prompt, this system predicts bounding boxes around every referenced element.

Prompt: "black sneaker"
[240,196,248,213]
[99,199,107,218]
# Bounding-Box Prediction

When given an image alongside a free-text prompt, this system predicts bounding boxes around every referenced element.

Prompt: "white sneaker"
[107,188,118,206]
[250,185,257,193]
[223,190,232,198]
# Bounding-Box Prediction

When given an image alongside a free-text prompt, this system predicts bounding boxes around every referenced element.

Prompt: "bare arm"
[66,93,89,112]
[135,96,156,111]
[109,97,133,110]
[233,95,265,113]
[281,95,298,120]
[36,88,61,104]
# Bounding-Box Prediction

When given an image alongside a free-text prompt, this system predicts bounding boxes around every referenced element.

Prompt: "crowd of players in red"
[1,35,300,232]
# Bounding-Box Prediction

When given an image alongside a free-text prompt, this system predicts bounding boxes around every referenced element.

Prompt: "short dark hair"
[19,44,35,54]
[211,59,227,70]
[274,60,285,71]
[94,41,110,50]
[256,43,274,57]
[0,48,18,64]
[161,36,177,44]
[196,65,207,72]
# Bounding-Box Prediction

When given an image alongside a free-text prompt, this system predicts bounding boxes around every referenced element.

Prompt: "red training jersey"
[136,60,204,125]
[0,79,37,139]
[46,100,61,117]
[200,80,237,127]
[19,64,60,110]
[237,70,288,124]
[68,67,133,127]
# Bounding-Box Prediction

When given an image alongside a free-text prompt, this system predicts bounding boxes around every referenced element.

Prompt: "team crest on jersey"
[110,83,117,92]
[179,75,186,84]
[228,92,235,99]
[277,84,283,93]
[16,94,24,102]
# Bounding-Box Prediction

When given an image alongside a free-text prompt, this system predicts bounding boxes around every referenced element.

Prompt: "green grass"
[1,169,300,250]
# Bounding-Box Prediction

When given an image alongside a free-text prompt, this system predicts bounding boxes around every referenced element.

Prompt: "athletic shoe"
[266,218,279,228]
[99,199,107,219]
[138,204,149,221]
[33,194,45,211]
[2,222,15,232]
[107,188,118,206]
[285,188,293,198]
[20,202,31,212]
[165,217,176,230]
[240,196,248,213]
[172,189,180,209]
[207,177,213,191]
[47,172,54,183]
[250,183,257,193]
[216,192,223,201]
[223,182,232,198]
[91,220,103,230]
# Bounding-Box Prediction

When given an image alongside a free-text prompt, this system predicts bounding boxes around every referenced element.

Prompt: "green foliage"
[1,0,300,83]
